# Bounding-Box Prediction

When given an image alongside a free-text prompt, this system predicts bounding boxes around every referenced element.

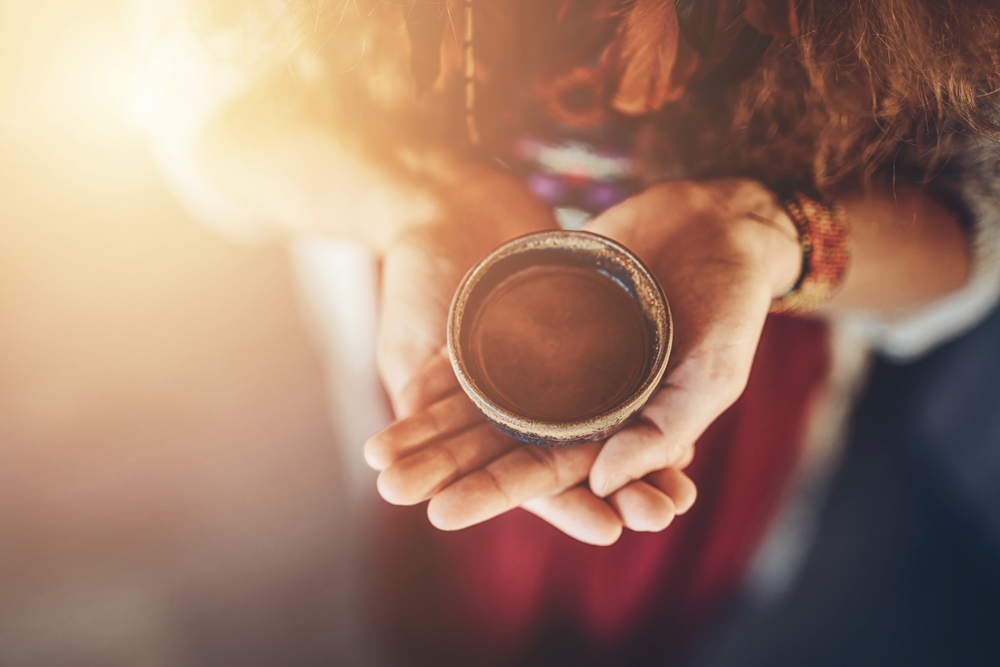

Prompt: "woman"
[133,0,1000,664]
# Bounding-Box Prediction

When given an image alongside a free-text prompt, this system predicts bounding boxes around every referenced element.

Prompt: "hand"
[366,179,801,545]
[583,180,801,498]
[376,159,557,418]
[375,162,639,541]
[365,385,699,544]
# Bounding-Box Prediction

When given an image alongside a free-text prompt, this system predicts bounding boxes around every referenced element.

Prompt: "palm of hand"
[377,226,477,419]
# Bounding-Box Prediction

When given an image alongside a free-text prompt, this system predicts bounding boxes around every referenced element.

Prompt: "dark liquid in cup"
[466,263,651,422]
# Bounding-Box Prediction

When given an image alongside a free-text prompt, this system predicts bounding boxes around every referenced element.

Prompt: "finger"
[364,390,483,470]
[427,442,601,531]
[608,481,677,533]
[589,420,690,497]
[522,486,623,546]
[590,336,758,497]
[675,445,695,470]
[391,346,459,419]
[376,423,518,505]
[646,468,698,515]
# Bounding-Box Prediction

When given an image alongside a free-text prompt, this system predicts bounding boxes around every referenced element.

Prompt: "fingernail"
[599,474,630,498]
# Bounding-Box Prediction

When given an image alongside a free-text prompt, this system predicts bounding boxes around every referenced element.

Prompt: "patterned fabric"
[500,133,642,228]
[486,66,645,228]
[771,193,851,314]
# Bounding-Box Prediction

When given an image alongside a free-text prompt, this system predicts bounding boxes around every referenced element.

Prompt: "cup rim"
[447,229,672,446]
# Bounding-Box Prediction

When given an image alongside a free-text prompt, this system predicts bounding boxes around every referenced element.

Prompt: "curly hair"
[667,0,1000,191]
[189,0,1000,192]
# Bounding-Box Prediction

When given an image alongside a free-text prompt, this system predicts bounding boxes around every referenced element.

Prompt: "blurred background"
[0,1,360,664]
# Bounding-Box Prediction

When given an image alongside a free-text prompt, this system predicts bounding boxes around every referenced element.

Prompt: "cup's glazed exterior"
[448,230,672,446]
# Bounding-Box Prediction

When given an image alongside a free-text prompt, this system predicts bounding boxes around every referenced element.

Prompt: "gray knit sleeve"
[839,137,1000,361]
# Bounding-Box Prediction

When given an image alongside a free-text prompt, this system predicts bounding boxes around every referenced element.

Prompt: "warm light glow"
[3,2,137,135]
[0,3,353,664]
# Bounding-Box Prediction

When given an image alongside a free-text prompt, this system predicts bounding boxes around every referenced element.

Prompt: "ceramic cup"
[447,230,672,446]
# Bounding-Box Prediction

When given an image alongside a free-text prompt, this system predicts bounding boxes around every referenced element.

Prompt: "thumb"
[388,346,460,418]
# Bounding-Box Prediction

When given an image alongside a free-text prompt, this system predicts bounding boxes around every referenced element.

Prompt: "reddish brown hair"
[657,0,1000,190]
[193,0,1000,192]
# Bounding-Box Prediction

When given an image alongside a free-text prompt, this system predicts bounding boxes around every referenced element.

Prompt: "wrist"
[754,207,803,298]
[381,153,558,260]
[713,180,802,298]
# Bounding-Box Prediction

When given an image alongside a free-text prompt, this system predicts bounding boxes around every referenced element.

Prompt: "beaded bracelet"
[770,192,851,314]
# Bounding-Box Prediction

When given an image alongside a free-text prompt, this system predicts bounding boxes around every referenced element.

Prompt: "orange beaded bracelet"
[770,192,851,314]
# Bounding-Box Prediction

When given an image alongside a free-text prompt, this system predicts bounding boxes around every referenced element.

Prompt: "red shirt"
[373,314,829,666]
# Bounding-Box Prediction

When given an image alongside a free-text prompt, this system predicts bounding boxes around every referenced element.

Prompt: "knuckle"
[424,403,446,439]
[655,439,688,469]
[522,444,561,485]
[438,443,463,481]
[481,465,514,508]
[676,346,751,406]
